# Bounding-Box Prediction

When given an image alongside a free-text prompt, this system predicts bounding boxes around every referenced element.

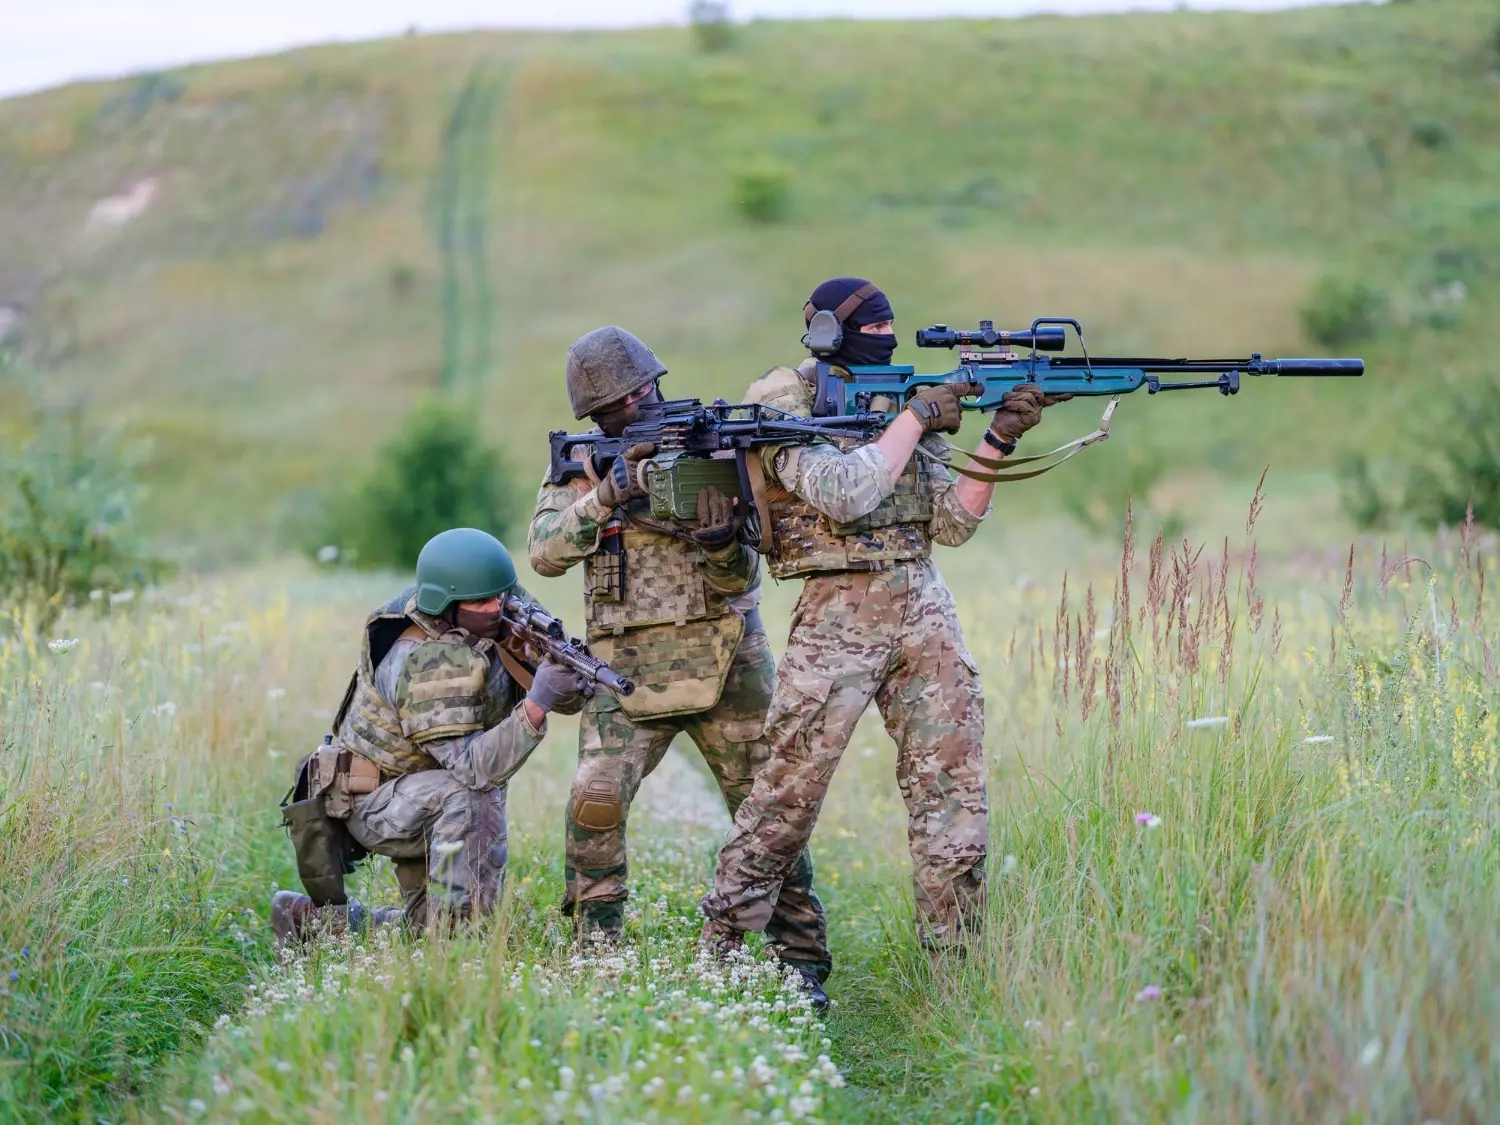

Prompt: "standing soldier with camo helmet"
[699,277,1067,962]
[274,528,585,941]
[529,326,831,1006]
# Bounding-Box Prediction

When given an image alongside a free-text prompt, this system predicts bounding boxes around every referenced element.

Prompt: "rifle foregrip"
[1272,358,1365,376]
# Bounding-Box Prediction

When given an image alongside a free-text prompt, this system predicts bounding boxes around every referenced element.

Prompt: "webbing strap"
[927,397,1121,484]
[744,447,776,556]
[803,282,879,325]
[497,643,536,691]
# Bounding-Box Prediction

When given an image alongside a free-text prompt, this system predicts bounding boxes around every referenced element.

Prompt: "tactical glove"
[987,384,1073,444]
[691,487,740,551]
[595,442,657,509]
[905,382,983,434]
[526,656,587,715]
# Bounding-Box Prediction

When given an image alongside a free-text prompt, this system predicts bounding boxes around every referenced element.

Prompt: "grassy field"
[1,0,1497,558]
[1,503,1495,1121]
[2,1,1499,1121]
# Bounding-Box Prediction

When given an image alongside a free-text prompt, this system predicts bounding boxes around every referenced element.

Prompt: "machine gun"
[548,398,887,525]
[499,595,635,698]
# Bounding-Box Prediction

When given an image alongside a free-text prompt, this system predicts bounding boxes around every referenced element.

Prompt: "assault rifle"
[500,595,635,698]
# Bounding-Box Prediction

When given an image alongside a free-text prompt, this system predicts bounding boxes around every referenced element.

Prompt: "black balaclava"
[806,276,897,368]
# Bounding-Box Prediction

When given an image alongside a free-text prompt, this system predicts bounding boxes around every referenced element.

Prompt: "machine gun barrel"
[500,598,634,697]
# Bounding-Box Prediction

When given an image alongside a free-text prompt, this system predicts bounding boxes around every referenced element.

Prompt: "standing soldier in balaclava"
[529,326,832,1010]
[699,278,1066,974]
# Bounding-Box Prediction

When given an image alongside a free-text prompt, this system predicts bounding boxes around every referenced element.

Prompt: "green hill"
[1,1,1497,560]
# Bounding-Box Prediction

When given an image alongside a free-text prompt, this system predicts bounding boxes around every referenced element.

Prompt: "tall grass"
[853,499,1500,1121]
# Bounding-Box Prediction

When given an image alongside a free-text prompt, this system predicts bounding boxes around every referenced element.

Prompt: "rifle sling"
[743,447,776,556]
[927,396,1121,484]
[497,642,536,692]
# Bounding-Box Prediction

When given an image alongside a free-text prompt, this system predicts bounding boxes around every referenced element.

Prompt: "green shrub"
[1298,274,1387,348]
[0,411,171,635]
[1403,377,1500,528]
[1337,451,1391,530]
[733,167,790,224]
[689,0,735,53]
[321,395,521,571]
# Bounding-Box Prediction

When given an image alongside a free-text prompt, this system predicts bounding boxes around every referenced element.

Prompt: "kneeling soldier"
[529,326,831,1004]
[274,527,584,940]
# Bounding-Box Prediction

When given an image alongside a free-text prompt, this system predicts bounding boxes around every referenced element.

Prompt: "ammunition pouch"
[280,749,371,907]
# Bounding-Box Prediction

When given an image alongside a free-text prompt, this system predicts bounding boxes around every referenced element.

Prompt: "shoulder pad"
[394,640,489,744]
[743,366,813,415]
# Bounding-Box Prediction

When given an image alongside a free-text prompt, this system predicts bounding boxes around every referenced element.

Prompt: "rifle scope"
[915,321,1067,351]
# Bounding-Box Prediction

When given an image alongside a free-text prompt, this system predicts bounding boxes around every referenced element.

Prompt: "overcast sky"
[6,0,1361,101]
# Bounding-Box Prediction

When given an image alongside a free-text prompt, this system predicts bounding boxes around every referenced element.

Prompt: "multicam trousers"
[345,769,509,930]
[564,628,831,978]
[702,560,988,949]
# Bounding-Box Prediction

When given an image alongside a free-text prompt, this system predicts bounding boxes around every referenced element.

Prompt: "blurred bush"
[689,1,736,53]
[733,166,790,224]
[1339,377,1500,529]
[0,410,171,634]
[1298,274,1387,348]
[1404,377,1500,528]
[319,395,521,571]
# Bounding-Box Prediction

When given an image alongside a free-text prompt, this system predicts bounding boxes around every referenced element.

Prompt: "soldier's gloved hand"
[905,382,983,435]
[691,487,740,552]
[526,657,587,715]
[988,384,1072,444]
[595,442,657,509]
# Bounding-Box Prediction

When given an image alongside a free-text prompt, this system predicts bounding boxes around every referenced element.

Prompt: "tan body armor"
[582,511,745,721]
[336,590,518,777]
[764,436,939,580]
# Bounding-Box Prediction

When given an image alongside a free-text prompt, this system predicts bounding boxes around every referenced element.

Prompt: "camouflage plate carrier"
[585,504,745,721]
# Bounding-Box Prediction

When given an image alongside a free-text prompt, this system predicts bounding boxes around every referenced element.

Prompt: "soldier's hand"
[988,384,1067,444]
[526,656,587,715]
[905,381,982,434]
[691,487,741,551]
[595,442,657,508]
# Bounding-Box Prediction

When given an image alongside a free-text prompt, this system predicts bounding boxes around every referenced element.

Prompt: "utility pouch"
[587,519,626,604]
[311,744,382,819]
[281,741,368,907]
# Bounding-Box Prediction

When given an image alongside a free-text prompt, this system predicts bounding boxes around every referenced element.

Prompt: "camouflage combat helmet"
[414,528,518,616]
[566,326,668,420]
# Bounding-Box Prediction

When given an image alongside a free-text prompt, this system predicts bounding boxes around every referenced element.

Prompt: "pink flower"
[1135,985,1163,1003]
[1135,812,1162,829]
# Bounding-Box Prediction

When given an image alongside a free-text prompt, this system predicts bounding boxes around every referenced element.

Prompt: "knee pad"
[571,774,622,833]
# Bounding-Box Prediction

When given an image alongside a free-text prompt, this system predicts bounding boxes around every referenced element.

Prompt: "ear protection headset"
[801,282,880,357]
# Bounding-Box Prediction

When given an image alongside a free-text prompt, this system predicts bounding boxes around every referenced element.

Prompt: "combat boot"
[271,890,315,946]
[794,967,830,1016]
[698,917,745,963]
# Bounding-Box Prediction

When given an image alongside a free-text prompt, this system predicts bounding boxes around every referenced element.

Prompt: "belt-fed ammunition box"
[645,453,744,521]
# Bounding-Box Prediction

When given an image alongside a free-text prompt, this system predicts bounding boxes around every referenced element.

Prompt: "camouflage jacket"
[742,359,986,575]
[336,585,569,787]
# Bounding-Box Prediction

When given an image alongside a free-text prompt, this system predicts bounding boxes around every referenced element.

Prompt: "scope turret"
[915,320,1067,351]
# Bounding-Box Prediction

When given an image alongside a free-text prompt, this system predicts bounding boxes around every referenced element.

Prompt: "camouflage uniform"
[331,585,565,928]
[530,469,830,977]
[702,359,990,949]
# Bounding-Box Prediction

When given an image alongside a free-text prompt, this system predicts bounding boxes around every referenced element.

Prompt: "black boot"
[795,967,830,1016]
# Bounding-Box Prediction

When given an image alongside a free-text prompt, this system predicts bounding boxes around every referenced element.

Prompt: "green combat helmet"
[566,326,668,419]
[414,528,518,616]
